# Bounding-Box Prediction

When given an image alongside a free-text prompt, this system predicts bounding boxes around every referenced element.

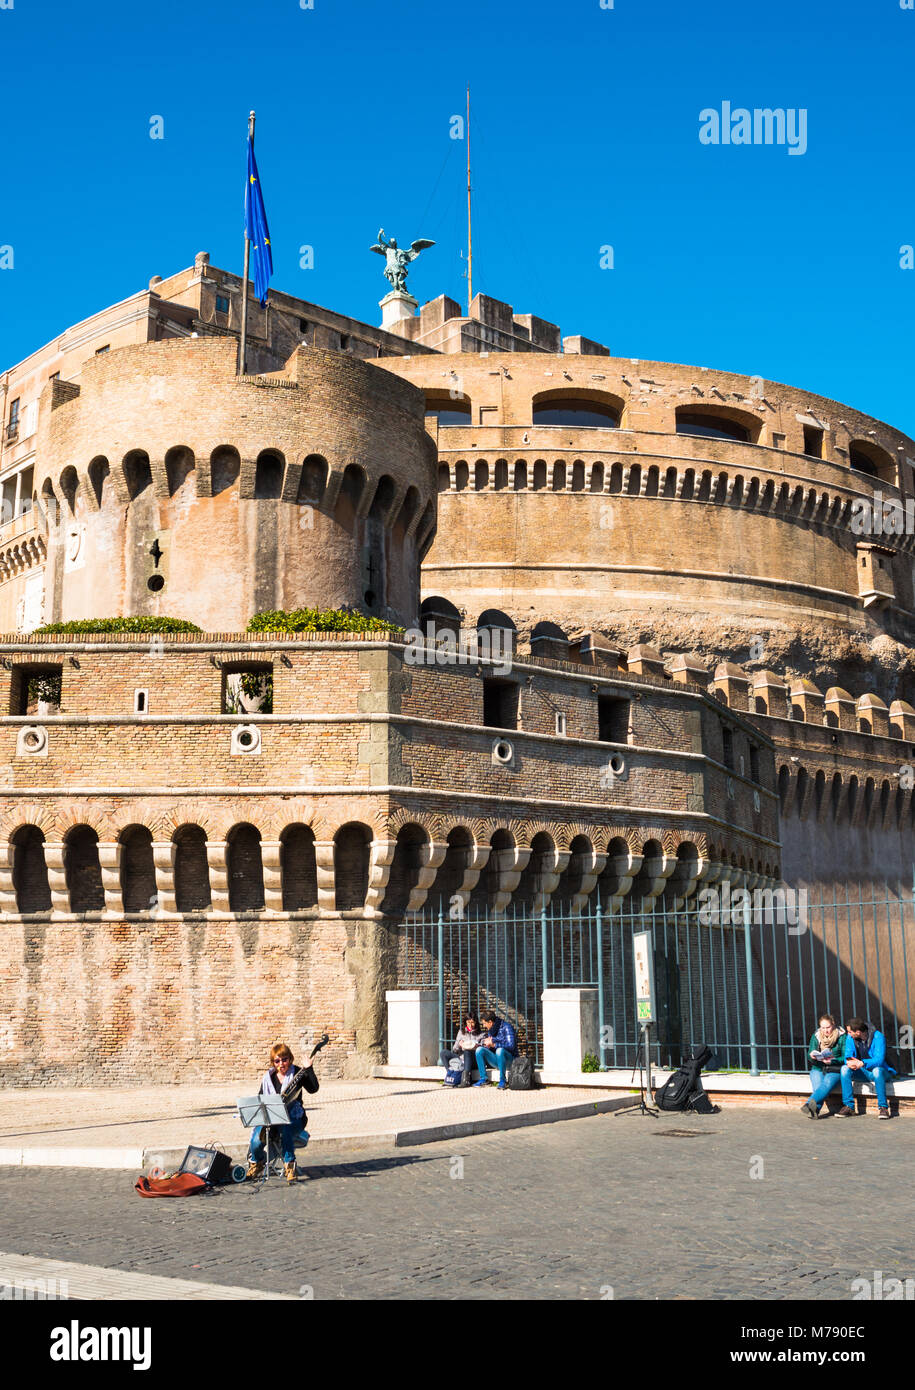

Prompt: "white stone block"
[386,989,439,1067]
[541,987,599,1073]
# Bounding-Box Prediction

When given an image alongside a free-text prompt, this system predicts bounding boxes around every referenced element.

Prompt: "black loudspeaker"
[178,1145,233,1184]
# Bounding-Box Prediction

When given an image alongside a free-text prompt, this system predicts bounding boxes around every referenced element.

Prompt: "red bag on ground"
[134,1172,208,1198]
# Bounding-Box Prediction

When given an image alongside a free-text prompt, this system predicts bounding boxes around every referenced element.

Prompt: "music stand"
[237,1094,290,1183]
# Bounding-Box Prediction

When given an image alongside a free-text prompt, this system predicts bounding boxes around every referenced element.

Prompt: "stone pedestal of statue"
[380,290,418,330]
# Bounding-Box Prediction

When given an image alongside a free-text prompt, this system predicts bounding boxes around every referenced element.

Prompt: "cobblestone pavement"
[1,1109,911,1300]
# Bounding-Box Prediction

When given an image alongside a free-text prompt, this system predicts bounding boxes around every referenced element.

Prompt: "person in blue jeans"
[246,1043,311,1183]
[837,1017,896,1119]
[474,1010,517,1089]
[800,1012,846,1118]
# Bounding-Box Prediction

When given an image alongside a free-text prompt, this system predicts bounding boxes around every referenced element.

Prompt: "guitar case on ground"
[654,1044,721,1114]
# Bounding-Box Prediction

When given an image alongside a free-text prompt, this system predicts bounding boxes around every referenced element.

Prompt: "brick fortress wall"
[0,631,781,1083]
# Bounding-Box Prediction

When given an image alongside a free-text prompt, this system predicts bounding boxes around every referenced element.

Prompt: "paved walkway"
[0,1251,297,1300]
[0,1079,635,1168]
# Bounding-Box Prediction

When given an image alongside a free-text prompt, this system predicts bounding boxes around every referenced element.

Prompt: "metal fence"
[394,879,915,1075]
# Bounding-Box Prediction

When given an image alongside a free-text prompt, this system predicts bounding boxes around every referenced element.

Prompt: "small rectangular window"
[803,425,823,458]
[9,398,19,425]
[134,689,148,714]
[555,711,567,736]
[215,295,230,314]
[722,726,734,769]
[9,664,63,715]
[299,319,309,333]
[17,465,33,515]
[483,678,519,730]
[597,695,630,743]
[222,664,273,714]
[95,344,110,354]
[1,477,15,525]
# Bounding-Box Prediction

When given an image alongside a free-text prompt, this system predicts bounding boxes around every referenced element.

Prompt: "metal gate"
[394,880,915,1075]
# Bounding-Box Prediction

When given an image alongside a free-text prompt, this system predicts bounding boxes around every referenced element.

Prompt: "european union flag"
[245,136,273,305]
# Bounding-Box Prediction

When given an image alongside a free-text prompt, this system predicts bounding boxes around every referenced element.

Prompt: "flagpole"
[466,85,472,316]
[238,109,255,376]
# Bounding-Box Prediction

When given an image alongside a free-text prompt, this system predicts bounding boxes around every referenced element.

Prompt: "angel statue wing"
[369,242,387,256]
[408,238,435,257]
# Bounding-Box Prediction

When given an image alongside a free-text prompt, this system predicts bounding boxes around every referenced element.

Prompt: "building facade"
[0,261,912,1082]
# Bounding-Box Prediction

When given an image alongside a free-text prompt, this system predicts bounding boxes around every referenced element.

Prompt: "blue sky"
[2,0,914,431]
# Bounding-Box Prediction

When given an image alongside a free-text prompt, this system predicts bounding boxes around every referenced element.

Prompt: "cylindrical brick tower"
[382,352,915,693]
[34,337,438,631]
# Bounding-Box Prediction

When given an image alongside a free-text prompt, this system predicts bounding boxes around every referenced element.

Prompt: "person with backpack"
[245,1042,310,1183]
[799,1012,846,1118]
[837,1017,896,1119]
[440,1014,483,1087]
[474,1010,517,1089]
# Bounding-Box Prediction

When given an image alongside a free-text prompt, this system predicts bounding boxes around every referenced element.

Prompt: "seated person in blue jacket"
[800,1012,846,1118]
[474,1010,517,1089]
[440,1014,483,1087]
[245,1042,310,1183]
[838,1017,896,1119]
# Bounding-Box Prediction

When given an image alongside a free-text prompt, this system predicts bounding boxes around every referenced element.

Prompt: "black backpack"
[508,1054,536,1090]
[654,1045,720,1113]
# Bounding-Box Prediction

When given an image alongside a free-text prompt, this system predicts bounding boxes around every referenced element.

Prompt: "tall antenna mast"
[466,84,473,316]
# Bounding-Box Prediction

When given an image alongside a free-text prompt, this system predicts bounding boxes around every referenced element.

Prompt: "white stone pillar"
[386,988,439,1067]
[450,844,491,913]
[541,987,599,1073]
[531,847,570,914]
[206,840,230,914]
[260,839,284,913]
[313,841,336,912]
[364,839,397,916]
[0,842,16,915]
[491,845,531,914]
[151,841,177,915]
[570,850,607,916]
[43,841,69,916]
[97,841,124,918]
[405,841,448,913]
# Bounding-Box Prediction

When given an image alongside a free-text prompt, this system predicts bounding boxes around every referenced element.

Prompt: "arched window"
[281,825,318,910]
[298,454,328,503]
[119,825,157,913]
[254,450,285,499]
[334,464,367,532]
[676,408,757,443]
[532,394,621,428]
[59,466,79,513]
[88,456,110,507]
[11,825,51,913]
[210,446,240,496]
[165,446,195,498]
[173,825,211,912]
[123,450,153,500]
[381,824,429,915]
[65,826,105,912]
[424,393,471,425]
[227,823,265,912]
[334,824,371,911]
[849,440,896,486]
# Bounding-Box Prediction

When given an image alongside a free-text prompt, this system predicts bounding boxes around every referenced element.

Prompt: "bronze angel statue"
[370,229,435,294]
